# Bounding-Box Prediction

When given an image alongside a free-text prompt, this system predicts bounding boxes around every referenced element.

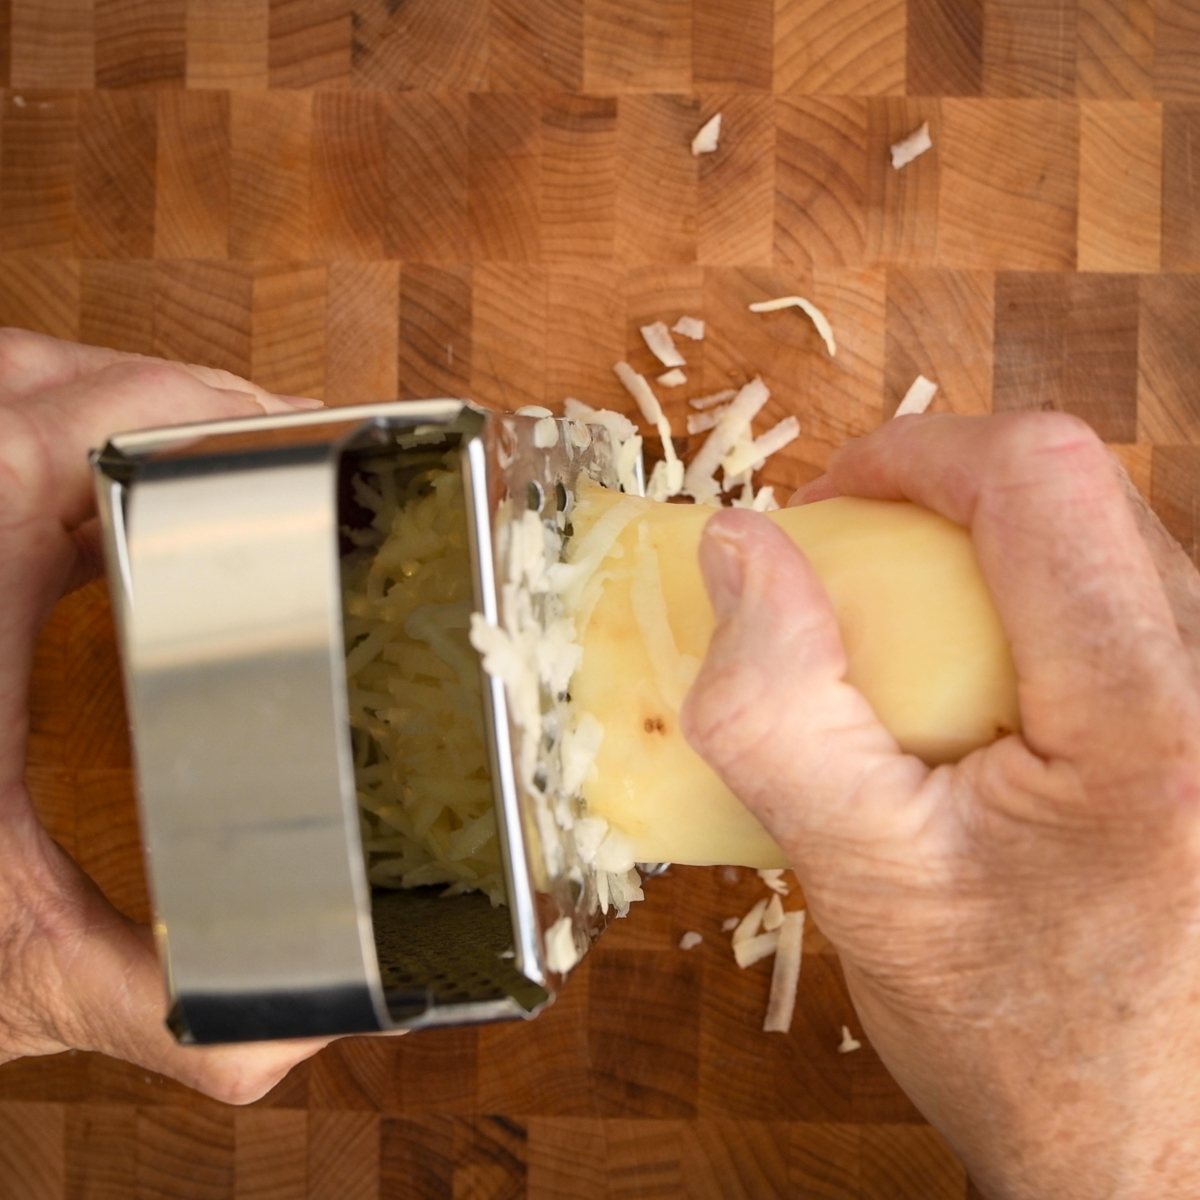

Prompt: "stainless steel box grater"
[91,400,635,1044]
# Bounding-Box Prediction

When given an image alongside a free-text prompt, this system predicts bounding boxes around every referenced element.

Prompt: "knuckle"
[0,327,53,388]
[101,357,191,395]
[996,411,1105,469]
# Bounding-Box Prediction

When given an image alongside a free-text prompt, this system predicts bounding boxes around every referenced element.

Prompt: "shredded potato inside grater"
[343,454,506,907]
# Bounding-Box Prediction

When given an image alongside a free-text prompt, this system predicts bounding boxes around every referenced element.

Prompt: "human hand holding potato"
[0,329,330,1103]
[684,412,1200,1199]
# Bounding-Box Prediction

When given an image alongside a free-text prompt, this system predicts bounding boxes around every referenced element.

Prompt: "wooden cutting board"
[2,1,1199,1196]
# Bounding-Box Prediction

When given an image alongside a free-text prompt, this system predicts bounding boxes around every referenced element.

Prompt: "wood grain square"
[307,1041,391,1113]
[0,1102,65,1200]
[10,0,93,88]
[269,0,351,88]
[1155,0,1200,99]
[235,1110,307,1200]
[935,99,1077,271]
[614,94,700,266]
[1,91,77,256]
[1078,99,1161,272]
[380,1115,454,1200]
[1152,446,1200,564]
[693,0,772,91]
[65,1104,136,1200]
[385,93,468,264]
[0,1054,88,1106]
[526,1119,605,1200]
[703,266,884,478]
[326,260,399,405]
[906,0,983,96]
[76,90,156,260]
[476,964,595,1117]
[603,1120,684,1199]
[544,263,624,407]
[994,271,1139,442]
[452,1117,526,1200]
[230,90,312,261]
[306,1112,379,1200]
[583,0,691,93]
[774,97,868,270]
[540,95,617,263]
[1139,273,1200,444]
[886,267,993,417]
[390,1028,479,1115]
[0,0,10,89]
[774,0,905,96]
[96,0,185,87]
[186,0,269,89]
[83,1055,203,1109]
[80,262,148,352]
[351,0,488,91]
[312,91,386,260]
[152,260,253,378]
[1161,103,1200,271]
[62,580,133,768]
[789,1123,861,1200]
[155,90,230,259]
[468,93,540,263]
[251,262,326,398]
[698,95,774,266]
[866,98,940,267]
[679,1121,789,1200]
[137,1108,236,1200]
[983,0,1075,98]
[25,595,76,769]
[0,255,79,339]
[75,769,149,923]
[399,263,471,400]
[471,264,547,411]
[488,0,583,93]
[1076,0,1154,98]
[697,931,857,1122]
[588,951,700,1118]
[860,1125,967,1200]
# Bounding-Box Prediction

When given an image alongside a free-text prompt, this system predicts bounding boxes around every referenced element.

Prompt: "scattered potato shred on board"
[891,121,933,169]
[691,113,721,155]
[748,296,837,357]
[838,1026,863,1053]
[895,374,938,417]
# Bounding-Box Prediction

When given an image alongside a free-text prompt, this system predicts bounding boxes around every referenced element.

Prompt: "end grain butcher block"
[1,0,1198,1195]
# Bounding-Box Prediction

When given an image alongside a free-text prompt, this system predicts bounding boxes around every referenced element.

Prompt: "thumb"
[680,509,930,859]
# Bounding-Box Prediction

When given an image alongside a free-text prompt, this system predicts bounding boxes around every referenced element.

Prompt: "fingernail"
[702,526,745,622]
[787,474,839,507]
[276,395,325,410]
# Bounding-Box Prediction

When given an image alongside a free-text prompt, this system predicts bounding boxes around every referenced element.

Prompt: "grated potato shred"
[344,455,506,906]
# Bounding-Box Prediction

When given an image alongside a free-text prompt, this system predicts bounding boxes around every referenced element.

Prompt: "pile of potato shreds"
[342,454,505,906]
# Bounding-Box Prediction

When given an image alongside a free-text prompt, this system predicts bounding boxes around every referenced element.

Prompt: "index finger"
[0,328,318,413]
[827,413,1195,763]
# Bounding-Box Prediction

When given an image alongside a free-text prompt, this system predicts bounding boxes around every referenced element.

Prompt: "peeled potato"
[567,483,1020,867]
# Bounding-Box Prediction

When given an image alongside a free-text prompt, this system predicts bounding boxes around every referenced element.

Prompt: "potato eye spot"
[643,716,666,734]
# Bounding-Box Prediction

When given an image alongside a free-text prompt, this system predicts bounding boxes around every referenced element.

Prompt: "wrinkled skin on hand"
[683,413,1200,1200]
[0,329,330,1104]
